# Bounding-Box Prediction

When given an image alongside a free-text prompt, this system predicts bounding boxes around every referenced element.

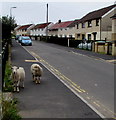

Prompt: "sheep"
[31,64,43,84]
[11,66,25,92]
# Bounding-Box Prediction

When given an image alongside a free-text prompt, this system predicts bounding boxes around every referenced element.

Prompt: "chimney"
[58,20,61,23]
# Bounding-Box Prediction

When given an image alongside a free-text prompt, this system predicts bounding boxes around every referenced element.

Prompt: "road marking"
[70,51,116,64]
[25,60,39,62]
[26,51,87,94]
[22,46,115,119]
[106,59,116,62]
[93,101,100,107]
[30,51,86,94]
[70,84,82,93]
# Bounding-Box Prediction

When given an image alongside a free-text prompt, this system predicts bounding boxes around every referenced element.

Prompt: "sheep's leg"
[38,77,40,84]
[17,81,20,92]
[32,74,35,82]
[35,77,38,84]
[13,82,16,92]
[14,86,16,92]
[20,80,24,88]
[35,76,39,84]
[22,80,24,88]
[36,77,40,84]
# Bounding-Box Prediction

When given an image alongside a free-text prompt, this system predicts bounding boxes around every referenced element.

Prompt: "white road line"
[71,51,115,64]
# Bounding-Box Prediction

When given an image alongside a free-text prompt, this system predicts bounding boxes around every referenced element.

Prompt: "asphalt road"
[12,40,103,119]
[23,40,115,119]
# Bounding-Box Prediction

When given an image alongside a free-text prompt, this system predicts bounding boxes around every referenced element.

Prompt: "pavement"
[11,39,104,119]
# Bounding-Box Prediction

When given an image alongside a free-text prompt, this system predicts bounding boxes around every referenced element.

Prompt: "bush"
[2,98,21,120]
[3,62,13,92]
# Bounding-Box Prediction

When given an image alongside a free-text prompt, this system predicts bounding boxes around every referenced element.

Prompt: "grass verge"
[3,61,13,92]
[2,98,21,120]
[2,61,22,119]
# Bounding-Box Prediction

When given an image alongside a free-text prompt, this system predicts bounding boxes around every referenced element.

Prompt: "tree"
[2,15,17,43]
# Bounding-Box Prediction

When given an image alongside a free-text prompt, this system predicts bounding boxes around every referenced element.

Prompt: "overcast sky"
[1,0,115,25]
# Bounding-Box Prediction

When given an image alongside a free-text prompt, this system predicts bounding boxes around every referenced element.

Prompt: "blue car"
[19,36,32,46]
[16,35,21,40]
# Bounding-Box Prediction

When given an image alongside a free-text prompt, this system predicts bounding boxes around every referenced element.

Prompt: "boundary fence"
[1,41,9,91]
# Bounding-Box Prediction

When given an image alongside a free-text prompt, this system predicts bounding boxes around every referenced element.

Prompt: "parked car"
[18,36,32,46]
[15,35,21,40]
[18,36,23,43]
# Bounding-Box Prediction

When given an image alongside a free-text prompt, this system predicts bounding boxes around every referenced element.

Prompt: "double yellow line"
[30,51,86,94]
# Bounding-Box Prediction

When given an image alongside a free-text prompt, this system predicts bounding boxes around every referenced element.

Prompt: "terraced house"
[48,20,75,38]
[111,14,116,41]
[111,14,116,55]
[75,4,116,41]
[30,22,53,40]
[15,24,34,36]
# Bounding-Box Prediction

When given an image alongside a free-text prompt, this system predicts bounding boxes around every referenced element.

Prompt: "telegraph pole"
[46,3,48,41]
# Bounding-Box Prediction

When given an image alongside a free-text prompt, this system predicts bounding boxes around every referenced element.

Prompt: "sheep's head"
[33,65,40,74]
[11,66,18,75]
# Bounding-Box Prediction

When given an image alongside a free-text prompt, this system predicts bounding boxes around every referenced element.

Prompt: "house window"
[77,34,80,38]
[88,20,92,27]
[96,19,99,26]
[82,23,85,28]
[88,34,91,40]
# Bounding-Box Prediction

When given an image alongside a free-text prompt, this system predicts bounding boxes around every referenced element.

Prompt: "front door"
[93,32,97,40]
[82,34,85,40]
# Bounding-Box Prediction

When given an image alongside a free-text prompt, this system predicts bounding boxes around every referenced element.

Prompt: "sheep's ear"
[11,67,13,69]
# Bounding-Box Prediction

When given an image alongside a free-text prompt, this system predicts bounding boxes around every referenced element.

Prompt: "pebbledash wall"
[30,23,54,37]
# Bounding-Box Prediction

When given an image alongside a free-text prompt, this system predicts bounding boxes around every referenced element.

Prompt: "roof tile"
[49,21,74,30]
[17,24,33,30]
[79,4,116,23]
[31,22,51,30]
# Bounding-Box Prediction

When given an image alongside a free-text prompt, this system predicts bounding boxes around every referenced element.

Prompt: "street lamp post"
[10,7,16,44]
[10,7,17,18]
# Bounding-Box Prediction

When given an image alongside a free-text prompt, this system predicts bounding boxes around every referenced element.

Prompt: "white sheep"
[31,64,43,84]
[11,66,25,92]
